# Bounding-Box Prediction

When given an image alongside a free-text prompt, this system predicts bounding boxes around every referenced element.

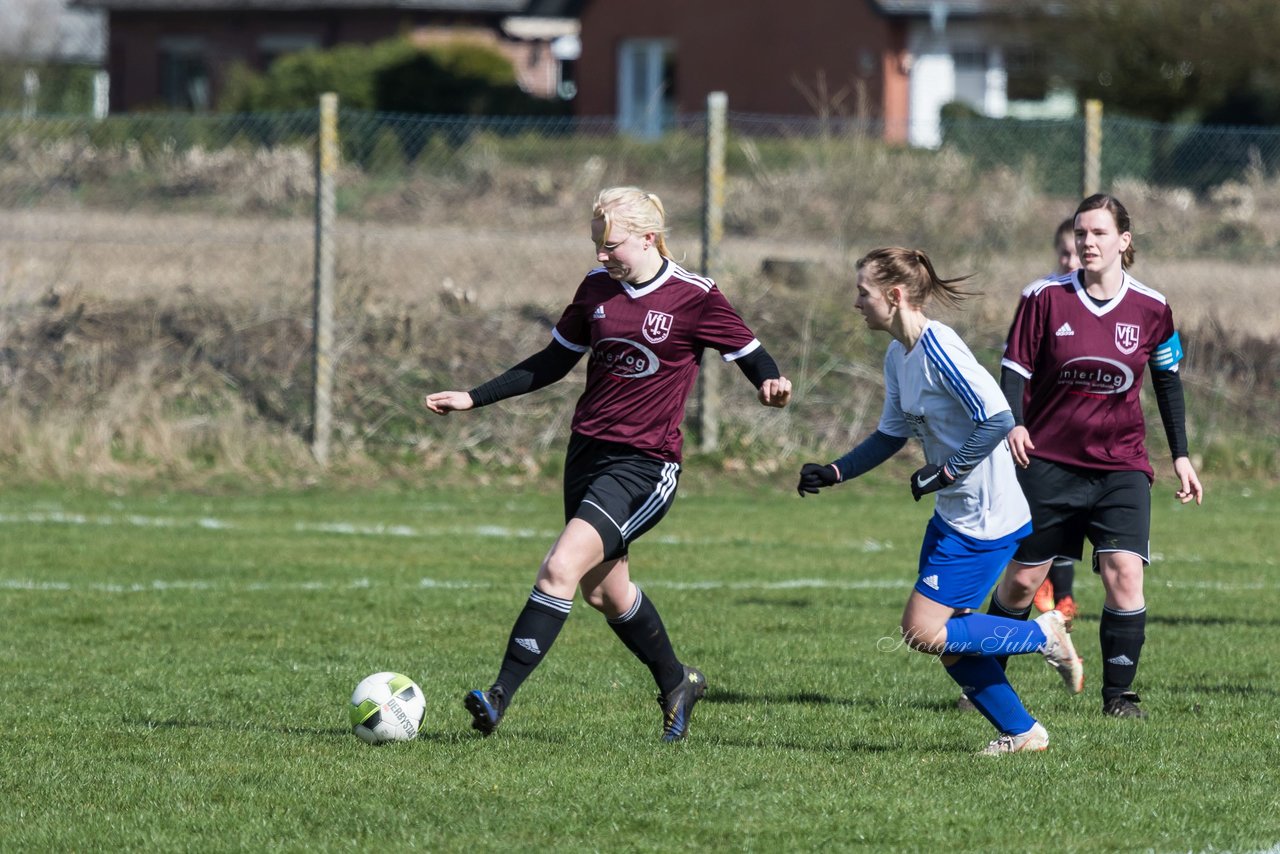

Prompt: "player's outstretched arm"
[1172,456,1203,505]
[424,391,474,416]
[798,431,907,498]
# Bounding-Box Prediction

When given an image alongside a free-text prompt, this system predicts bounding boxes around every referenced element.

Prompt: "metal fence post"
[1083,98,1103,197]
[311,92,338,465]
[697,91,727,453]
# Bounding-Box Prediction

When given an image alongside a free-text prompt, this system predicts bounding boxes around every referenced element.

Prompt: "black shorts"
[1012,458,1151,569]
[563,433,681,562]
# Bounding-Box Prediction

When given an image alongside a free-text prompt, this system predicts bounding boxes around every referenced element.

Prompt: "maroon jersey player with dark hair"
[426,186,792,741]
[988,194,1203,719]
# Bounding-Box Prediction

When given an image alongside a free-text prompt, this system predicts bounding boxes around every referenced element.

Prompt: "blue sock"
[943,613,1047,656]
[946,656,1037,735]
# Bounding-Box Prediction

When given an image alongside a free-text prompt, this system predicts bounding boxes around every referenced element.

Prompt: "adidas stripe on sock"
[1100,605,1146,700]
[493,586,572,699]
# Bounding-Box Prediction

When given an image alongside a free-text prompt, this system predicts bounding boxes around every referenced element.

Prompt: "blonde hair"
[855,247,975,309]
[592,187,672,258]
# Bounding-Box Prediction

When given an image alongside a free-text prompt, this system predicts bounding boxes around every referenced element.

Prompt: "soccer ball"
[349,671,426,744]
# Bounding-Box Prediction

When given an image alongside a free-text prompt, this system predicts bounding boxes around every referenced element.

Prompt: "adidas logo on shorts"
[921,574,940,591]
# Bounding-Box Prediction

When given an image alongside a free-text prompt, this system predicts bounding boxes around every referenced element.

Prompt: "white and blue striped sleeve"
[920,324,1009,424]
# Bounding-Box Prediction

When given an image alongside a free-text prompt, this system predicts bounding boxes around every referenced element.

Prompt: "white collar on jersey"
[620,258,673,299]
[1072,269,1132,317]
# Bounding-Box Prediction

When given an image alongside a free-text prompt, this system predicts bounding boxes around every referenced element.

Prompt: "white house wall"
[906,18,1006,148]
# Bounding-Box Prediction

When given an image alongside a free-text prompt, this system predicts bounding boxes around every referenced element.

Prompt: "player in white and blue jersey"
[797,247,1083,755]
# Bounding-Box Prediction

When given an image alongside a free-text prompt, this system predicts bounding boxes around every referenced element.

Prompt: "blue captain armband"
[1151,331,1183,371]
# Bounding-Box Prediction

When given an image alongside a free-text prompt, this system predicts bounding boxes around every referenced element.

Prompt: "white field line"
[1,509,1275,594]
[1,574,1275,595]
[0,509,895,549]
[0,576,920,595]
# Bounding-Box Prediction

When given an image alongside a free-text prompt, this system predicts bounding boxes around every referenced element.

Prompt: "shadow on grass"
[1149,613,1280,629]
[707,689,1011,721]
[122,717,465,743]
[701,733,902,754]
[1182,682,1280,698]
[734,596,815,609]
[453,721,914,754]
[706,689,860,708]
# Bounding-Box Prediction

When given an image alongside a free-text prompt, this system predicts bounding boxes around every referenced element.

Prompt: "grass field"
[2,475,1279,851]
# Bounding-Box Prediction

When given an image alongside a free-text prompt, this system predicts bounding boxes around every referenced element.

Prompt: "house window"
[1005,46,1048,101]
[159,37,209,110]
[617,39,675,138]
[951,48,987,112]
[258,35,321,71]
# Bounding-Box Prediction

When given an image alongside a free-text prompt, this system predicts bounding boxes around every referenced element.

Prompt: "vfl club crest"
[642,310,674,344]
[1114,323,1140,355]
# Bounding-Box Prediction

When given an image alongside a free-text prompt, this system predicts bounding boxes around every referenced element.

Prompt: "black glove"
[910,463,955,501]
[797,462,840,497]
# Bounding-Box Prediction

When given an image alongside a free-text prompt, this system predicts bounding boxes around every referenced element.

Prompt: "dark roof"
[872,0,1024,16]
[523,0,579,15]
[71,0,540,11]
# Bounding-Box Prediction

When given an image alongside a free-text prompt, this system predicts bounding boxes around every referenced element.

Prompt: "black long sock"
[607,586,684,695]
[1100,606,1146,700]
[987,592,1032,671]
[492,586,572,706]
[1048,558,1075,600]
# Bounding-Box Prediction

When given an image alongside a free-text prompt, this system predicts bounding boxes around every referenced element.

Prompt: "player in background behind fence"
[1032,217,1084,622]
[957,216,1086,714]
[989,194,1203,719]
[426,186,792,742]
[796,247,1082,755]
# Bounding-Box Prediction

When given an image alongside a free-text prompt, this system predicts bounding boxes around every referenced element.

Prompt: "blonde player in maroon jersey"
[426,186,792,741]
[990,194,1203,719]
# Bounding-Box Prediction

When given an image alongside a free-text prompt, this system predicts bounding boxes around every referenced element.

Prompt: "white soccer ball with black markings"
[349,672,426,744]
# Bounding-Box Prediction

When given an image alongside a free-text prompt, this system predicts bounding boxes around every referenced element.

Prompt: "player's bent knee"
[537,554,590,597]
[1001,566,1045,603]
[580,585,609,612]
[900,624,946,654]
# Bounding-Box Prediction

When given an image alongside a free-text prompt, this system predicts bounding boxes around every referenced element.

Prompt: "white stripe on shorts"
[620,462,679,540]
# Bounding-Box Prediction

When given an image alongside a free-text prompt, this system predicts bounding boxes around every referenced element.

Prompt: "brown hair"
[855,247,975,309]
[593,187,672,258]
[1054,216,1075,246]
[1075,193,1136,269]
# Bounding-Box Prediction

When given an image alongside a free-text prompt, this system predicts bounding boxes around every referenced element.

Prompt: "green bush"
[374,47,565,117]
[0,62,97,115]
[217,37,566,120]
[218,39,418,112]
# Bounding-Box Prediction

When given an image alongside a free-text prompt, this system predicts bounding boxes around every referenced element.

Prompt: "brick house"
[70,0,580,112]
[571,0,1062,146]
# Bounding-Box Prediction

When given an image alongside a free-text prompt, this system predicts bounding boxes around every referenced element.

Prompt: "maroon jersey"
[1001,270,1178,479]
[552,260,760,462]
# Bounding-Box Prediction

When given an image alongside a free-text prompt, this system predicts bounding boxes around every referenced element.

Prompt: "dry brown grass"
[6,206,1280,337]
[4,137,1280,486]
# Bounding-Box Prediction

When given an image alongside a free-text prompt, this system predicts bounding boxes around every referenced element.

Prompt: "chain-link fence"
[2,104,1278,482]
